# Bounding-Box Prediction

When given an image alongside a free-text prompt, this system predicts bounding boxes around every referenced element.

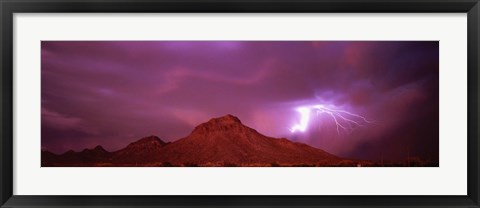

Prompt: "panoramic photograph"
[41,41,439,167]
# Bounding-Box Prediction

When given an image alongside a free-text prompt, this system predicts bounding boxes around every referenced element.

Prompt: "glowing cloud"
[290,107,311,133]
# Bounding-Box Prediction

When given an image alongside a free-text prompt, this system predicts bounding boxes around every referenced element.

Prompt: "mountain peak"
[113,135,168,162]
[192,114,244,133]
[120,135,167,152]
[93,145,106,152]
[81,145,108,154]
[210,114,242,124]
[133,135,166,145]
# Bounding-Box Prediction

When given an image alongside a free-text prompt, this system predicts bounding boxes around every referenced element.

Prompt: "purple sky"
[41,41,439,161]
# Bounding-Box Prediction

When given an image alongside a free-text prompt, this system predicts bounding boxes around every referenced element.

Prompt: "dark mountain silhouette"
[42,115,349,167]
[113,135,169,163]
[42,145,112,166]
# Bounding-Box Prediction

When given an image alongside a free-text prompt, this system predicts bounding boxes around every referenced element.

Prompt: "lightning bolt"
[290,104,373,135]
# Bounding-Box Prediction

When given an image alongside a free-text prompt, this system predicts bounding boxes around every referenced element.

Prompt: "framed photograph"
[1,0,479,207]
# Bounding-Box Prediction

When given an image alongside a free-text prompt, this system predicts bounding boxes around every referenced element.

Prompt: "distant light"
[290,104,373,135]
[290,107,311,133]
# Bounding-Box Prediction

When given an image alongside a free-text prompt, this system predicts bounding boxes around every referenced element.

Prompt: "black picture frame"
[1,0,479,207]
